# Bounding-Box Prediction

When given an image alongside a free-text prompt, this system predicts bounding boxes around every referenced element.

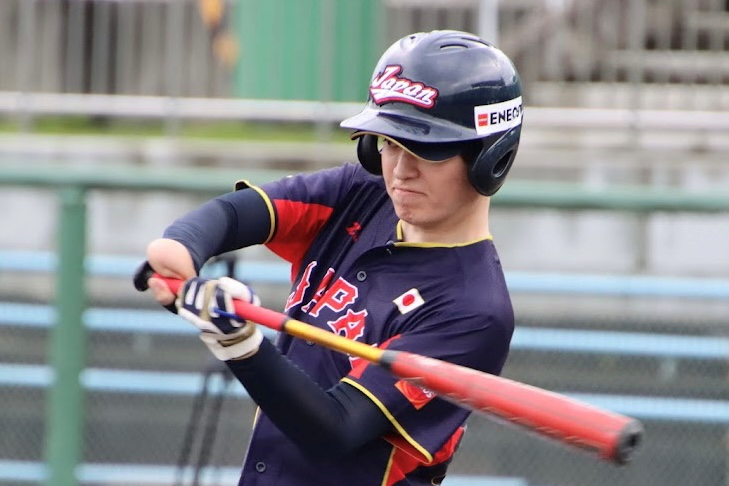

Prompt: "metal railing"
[2,92,729,129]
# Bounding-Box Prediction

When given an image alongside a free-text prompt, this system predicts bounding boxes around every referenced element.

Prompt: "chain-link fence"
[1,234,728,486]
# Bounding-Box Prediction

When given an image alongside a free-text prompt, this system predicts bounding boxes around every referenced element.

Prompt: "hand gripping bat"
[134,271,643,464]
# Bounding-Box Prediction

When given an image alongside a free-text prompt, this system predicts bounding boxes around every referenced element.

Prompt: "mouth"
[392,186,423,196]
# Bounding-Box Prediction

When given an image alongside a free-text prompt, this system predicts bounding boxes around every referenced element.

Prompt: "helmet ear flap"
[356,134,383,175]
[468,126,521,196]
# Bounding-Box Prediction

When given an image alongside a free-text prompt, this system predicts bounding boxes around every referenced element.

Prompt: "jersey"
[236,162,514,486]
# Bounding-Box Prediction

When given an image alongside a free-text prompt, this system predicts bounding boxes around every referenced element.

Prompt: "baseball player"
[137,30,523,485]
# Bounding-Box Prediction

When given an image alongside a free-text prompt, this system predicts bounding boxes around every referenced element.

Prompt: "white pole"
[478,0,500,46]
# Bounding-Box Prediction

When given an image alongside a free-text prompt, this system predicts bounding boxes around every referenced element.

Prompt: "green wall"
[232,0,383,102]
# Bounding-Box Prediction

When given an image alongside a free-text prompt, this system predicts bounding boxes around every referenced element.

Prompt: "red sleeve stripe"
[265,199,333,278]
[381,426,465,486]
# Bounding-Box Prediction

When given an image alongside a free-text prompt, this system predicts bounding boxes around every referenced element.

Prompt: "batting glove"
[176,276,264,361]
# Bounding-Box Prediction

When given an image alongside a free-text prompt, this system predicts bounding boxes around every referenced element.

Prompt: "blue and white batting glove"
[176,276,263,361]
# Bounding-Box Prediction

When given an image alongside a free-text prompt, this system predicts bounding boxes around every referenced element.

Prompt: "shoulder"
[459,241,513,319]
[321,163,389,212]
[425,241,514,331]
[309,162,382,185]
[248,162,384,208]
[341,162,385,191]
[293,162,385,196]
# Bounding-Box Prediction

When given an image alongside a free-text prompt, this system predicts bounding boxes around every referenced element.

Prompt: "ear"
[468,126,520,196]
[356,134,383,175]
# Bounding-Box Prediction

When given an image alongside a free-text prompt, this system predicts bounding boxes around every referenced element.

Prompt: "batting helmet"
[340,30,523,196]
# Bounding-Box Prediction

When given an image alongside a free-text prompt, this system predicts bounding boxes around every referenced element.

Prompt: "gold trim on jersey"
[395,220,493,247]
[381,447,397,486]
[233,179,276,244]
[341,377,434,464]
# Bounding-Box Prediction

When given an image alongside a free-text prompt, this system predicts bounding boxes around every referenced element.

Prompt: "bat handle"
[132,261,155,292]
[132,261,183,294]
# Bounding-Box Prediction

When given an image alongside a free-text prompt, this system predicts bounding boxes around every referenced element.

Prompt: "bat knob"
[614,419,644,464]
[132,261,155,292]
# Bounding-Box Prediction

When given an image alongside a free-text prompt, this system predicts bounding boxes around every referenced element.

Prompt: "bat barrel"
[382,350,644,465]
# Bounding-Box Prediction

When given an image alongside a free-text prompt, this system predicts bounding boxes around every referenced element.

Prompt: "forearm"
[163,188,272,271]
[226,339,390,458]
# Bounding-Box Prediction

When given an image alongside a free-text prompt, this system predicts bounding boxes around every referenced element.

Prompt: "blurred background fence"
[0,0,728,485]
[2,0,729,106]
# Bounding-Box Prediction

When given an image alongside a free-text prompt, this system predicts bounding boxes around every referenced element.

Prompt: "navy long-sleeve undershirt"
[163,188,272,272]
[227,339,392,459]
[162,188,391,457]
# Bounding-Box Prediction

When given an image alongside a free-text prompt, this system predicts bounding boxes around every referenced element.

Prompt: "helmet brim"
[350,130,465,162]
[340,107,476,145]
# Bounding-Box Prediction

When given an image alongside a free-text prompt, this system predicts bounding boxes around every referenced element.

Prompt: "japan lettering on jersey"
[286,261,369,367]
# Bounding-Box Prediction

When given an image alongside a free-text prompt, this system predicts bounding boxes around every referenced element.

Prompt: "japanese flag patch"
[393,288,425,315]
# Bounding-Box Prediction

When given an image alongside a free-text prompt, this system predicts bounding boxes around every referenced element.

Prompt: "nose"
[392,147,420,179]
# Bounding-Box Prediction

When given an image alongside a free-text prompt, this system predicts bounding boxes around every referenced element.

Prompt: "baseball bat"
[135,272,643,464]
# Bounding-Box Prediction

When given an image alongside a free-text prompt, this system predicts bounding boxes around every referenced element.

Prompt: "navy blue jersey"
[235,163,514,485]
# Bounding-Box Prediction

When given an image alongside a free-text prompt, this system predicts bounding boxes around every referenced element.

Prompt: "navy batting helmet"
[340,30,523,196]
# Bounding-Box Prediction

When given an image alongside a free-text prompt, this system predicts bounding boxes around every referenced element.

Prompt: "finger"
[148,277,177,306]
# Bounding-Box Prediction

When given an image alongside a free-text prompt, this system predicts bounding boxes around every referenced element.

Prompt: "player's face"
[380,139,483,237]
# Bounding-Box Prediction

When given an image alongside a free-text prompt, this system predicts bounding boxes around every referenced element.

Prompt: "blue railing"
[3,301,729,360]
[2,252,728,425]
[3,249,729,299]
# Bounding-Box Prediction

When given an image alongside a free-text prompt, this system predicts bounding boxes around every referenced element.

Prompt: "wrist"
[199,328,264,361]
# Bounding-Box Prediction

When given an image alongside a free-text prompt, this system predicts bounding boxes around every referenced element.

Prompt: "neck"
[401,197,492,244]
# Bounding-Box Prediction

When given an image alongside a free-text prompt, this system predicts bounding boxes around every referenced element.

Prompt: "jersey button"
[356,271,367,281]
[255,462,267,473]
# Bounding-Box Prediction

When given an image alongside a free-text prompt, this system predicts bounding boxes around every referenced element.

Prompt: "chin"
[397,212,428,228]
[394,206,415,222]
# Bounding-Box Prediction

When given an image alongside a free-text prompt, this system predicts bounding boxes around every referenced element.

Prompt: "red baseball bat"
[138,273,643,464]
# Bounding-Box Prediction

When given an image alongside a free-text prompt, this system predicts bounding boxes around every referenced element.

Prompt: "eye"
[377,137,390,153]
